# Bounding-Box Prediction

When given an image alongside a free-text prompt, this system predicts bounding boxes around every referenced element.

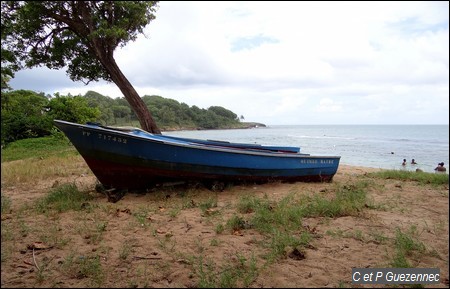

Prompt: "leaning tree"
[1,1,161,133]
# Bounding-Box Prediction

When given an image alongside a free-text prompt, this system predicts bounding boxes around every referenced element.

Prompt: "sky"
[8,1,450,125]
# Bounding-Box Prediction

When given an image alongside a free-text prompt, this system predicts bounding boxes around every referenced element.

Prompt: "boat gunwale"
[54,120,342,160]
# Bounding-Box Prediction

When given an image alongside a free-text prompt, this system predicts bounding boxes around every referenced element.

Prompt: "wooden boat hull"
[54,120,341,190]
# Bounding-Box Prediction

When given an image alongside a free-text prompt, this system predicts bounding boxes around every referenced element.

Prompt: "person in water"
[411,159,417,165]
[435,162,446,172]
[402,159,407,166]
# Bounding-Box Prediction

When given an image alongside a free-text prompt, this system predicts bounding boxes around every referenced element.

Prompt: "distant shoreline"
[162,122,267,132]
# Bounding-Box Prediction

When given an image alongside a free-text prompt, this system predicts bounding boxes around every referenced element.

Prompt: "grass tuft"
[36,183,94,213]
[1,135,73,162]
[367,170,448,186]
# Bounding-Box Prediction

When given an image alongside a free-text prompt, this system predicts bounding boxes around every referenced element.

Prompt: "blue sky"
[9,1,449,125]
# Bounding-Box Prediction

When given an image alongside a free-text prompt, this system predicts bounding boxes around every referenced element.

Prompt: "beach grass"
[367,169,448,186]
[1,134,73,162]
[1,137,448,287]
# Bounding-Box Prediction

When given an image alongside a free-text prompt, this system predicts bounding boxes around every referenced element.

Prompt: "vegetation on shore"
[1,89,264,147]
[2,1,163,134]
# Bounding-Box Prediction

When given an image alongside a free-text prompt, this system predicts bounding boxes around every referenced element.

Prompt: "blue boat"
[156,135,301,154]
[86,122,301,154]
[54,120,341,190]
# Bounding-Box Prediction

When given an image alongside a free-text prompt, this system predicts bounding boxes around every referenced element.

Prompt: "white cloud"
[316,98,343,113]
[8,1,449,124]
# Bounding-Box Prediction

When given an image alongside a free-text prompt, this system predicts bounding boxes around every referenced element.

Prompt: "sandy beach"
[1,162,448,288]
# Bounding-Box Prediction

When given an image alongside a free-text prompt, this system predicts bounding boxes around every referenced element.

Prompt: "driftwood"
[32,248,40,271]
[132,256,162,260]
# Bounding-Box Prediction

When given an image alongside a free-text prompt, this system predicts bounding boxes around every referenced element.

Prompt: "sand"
[1,163,448,288]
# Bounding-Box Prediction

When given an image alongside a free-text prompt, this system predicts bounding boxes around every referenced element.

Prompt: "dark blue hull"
[54,120,341,190]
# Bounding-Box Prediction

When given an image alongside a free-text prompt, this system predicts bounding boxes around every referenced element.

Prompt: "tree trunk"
[102,57,161,134]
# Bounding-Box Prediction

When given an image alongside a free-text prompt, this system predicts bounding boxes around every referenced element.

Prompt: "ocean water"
[164,125,449,174]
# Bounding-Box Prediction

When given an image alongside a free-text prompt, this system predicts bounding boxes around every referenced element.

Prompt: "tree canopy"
[1,89,245,146]
[1,90,100,145]
[1,1,161,133]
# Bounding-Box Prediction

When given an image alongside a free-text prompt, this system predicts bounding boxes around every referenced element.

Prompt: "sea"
[164,125,449,174]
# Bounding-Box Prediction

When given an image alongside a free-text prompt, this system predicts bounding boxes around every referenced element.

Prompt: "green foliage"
[143,95,193,128]
[1,1,162,133]
[1,1,159,84]
[84,90,124,125]
[1,90,52,144]
[1,2,21,90]
[394,227,426,255]
[199,197,218,215]
[389,227,426,268]
[194,253,258,288]
[1,194,12,214]
[299,182,369,218]
[62,253,105,287]
[367,170,449,186]
[1,0,243,136]
[232,193,313,263]
[226,215,247,232]
[1,88,244,145]
[1,135,72,162]
[36,183,94,213]
[139,95,241,130]
[228,184,370,262]
[47,93,100,124]
[1,90,100,146]
[208,106,238,121]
